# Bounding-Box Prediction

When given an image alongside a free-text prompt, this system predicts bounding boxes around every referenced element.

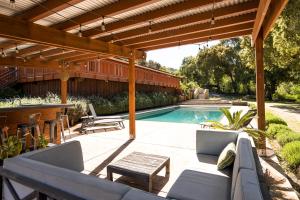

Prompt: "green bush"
[276,132,300,146]
[266,124,291,138]
[265,112,287,126]
[0,91,179,124]
[281,141,300,169]
[273,82,300,102]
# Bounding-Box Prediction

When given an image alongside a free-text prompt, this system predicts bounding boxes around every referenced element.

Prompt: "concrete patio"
[68,120,203,197]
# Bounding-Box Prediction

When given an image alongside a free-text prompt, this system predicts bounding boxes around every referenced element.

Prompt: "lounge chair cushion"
[21,140,84,172]
[233,169,263,200]
[167,169,231,200]
[196,129,238,156]
[217,142,236,170]
[4,157,130,200]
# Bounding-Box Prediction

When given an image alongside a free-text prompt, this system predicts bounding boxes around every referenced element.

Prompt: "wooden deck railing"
[0,67,18,89]
[18,59,180,88]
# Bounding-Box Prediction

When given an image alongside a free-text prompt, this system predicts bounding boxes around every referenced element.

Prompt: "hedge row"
[266,112,300,170]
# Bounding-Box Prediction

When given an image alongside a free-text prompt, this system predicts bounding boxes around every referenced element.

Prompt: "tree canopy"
[179,0,300,101]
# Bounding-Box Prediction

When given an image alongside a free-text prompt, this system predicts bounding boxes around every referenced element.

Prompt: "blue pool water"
[137,107,224,124]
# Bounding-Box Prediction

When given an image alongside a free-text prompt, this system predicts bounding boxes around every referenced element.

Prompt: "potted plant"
[0,136,22,166]
[37,134,48,149]
[209,108,265,141]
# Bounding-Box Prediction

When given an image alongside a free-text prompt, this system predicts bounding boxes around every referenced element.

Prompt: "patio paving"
[68,120,201,197]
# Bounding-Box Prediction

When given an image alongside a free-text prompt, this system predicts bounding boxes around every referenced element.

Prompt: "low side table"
[107,151,170,192]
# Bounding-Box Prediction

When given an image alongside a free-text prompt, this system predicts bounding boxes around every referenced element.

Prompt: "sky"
[146,41,220,69]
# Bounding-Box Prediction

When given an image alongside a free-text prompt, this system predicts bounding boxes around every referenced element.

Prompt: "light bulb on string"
[15,45,19,54]
[148,21,152,33]
[78,24,82,37]
[211,16,215,25]
[10,0,16,9]
[39,51,45,60]
[101,16,106,31]
[1,48,6,57]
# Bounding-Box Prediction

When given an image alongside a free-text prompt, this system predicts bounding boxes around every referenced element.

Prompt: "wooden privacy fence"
[18,59,180,89]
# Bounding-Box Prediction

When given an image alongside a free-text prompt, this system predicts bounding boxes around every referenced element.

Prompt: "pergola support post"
[60,71,69,104]
[128,51,136,139]
[255,29,266,151]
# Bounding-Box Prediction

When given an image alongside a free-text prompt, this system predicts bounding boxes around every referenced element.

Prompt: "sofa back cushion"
[233,169,263,200]
[196,130,239,156]
[231,132,257,199]
[22,141,84,172]
[4,157,130,200]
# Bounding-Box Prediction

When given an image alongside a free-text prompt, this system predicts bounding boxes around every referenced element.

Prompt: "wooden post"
[128,51,136,139]
[255,29,266,151]
[60,70,69,104]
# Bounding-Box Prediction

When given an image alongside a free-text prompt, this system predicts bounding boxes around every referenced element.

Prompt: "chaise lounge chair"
[81,104,125,133]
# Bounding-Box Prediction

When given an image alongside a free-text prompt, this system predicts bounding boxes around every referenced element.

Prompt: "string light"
[39,51,45,60]
[198,44,201,50]
[1,48,6,57]
[15,44,19,54]
[10,0,16,9]
[110,33,114,43]
[211,17,215,25]
[211,0,215,25]
[78,24,82,37]
[101,16,106,31]
[148,21,152,33]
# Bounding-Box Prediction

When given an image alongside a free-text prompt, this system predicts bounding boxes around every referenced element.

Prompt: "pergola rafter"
[52,0,160,31]
[121,13,256,47]
[82,0,226,38]
[142,29,253,51]
[131,22,253,49]
[100,0,258,42]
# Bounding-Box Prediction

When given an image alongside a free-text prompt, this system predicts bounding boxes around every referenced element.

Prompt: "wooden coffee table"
[107,151,170,192]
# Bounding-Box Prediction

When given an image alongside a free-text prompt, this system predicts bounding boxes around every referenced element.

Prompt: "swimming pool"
[136,106,224,124]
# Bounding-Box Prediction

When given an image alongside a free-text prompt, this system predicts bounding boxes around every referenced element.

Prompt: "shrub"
[273,82,300,102]
[266,124,291,138]
[276,132,300,146]
[281,141,300,169]
[265,112,287,126]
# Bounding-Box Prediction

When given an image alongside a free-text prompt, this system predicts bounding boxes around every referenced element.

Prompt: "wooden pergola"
[0,0,288,149]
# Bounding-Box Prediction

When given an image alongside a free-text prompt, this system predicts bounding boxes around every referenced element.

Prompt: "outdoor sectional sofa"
[1,130,263,200]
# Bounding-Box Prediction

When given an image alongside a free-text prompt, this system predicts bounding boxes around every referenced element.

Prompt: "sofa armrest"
[196,129,239,156]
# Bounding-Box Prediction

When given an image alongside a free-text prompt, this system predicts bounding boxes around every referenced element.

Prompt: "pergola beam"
[47,51,87,61]
[262,0,289,39]
[133,22,253,49]
[122,13,256,46]
[252,0,272,42]
[0,14,144,59]
[83,0,226,38]
[143,29,252,51]
[0,57,74,69]
[100,1,258,42]
[64,53,99,62]
[53,0,160,31]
